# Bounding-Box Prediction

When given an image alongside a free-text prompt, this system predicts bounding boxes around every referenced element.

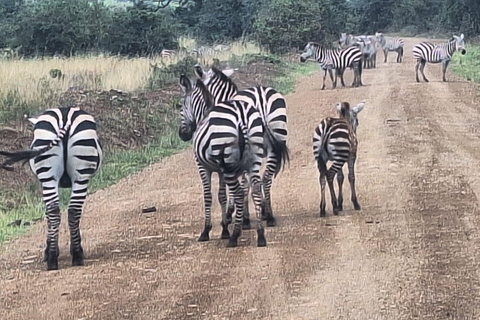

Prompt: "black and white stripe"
[179,75,268,247]
[313,101,365,217]
[0,107,102,271]
[194,65,289,228]
[300,42,363,90]
[354,37,377,69]
[160,49,176,58]
[375,33,404,63]
[413,34,466,82]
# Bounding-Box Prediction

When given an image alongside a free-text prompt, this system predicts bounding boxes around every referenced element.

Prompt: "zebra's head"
[194,64,235,86]
[453,34,466,55]
[300,42,318,62]
[178,74,214,142]
[335,101,365,132]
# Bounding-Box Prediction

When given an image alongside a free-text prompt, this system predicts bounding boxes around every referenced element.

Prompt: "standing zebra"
[300,42,363,90]
[313,101,365,217]
[375,33,404,63]
[178,75,268,247]
[160,49,176,59]
[194,65,289,228]
[354,38,377,69]
[413,34,466,83]
[0,107,103,270]
[339,33,355,49]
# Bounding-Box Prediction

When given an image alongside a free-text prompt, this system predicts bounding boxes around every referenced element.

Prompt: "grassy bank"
[451,44,480,83]
[0,46,318,244]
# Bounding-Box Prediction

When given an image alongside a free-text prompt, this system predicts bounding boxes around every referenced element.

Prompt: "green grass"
[0,53,317,244]
[451,44,480,83]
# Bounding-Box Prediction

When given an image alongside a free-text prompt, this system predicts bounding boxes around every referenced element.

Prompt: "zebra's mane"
[210,66,238,92]
[338,102,351,119]
[194,78,215,112]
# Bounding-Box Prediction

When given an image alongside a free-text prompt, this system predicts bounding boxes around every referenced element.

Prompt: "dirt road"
[2,37,480,320]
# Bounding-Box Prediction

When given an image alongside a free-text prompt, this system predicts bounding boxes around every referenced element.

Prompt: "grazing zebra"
[0,107,103,270]
[194,65,289,228]
[313,101,365,217]
[178,75,268,247]
[375,33,404,63]
[300,42,363,90]
[413,34,466,83]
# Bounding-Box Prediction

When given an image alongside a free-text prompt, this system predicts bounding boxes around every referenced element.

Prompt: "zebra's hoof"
[242,219,251,230]
[71,248,85,266]
[227,231,240,247]
[220,228,230,239]
[337,204,343,212]
[353,202,361,211]
[333,208,340,215]
[46,258,58,271]
[198,233,210,242]
[257,229,267,247]
[266,218,276,227]
[319,209,326,217]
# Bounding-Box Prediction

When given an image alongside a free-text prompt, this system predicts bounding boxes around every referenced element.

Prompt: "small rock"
[61,292,70,296]
[247,308,257,313]
[142,207,157,213]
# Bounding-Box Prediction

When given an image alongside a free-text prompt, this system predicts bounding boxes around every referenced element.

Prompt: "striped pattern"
[354,37,377,69]
[194,66,289,228]
[339,33,354,49]
[375,33,404,63]
[412,34,466,82]
[300,42,363,90]
[179,75,268,247]
[313,102,365,217]
[160,49,176,58]
[0,107,102,270]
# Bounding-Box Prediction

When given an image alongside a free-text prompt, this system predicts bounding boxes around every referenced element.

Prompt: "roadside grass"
[451,44,480,83]
[0,46,317,244]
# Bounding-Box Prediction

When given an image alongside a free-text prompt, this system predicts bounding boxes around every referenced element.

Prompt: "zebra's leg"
[337,167,344,212]
[67,180,92,267]
[415,60,421,82]
[261,149,277,227]
[321,69,328,90]
[226,177,245,248]
[197,165,213,242]
[317,157,327,217]
[383,49,388,63]
[442,60,450,82]
[328,69,335,89]
[250,173,266,247]
[218,174,231,239]
[227,188,235,223]
[420,60,429,82]
[242,173,252,230]
[326,161,343,215]
[348,155,361,210]
[44,200,61,271]
[339,68,346,87]
[397,47,403,63]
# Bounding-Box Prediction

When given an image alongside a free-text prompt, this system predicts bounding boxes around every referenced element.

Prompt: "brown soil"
[2,37,480,319]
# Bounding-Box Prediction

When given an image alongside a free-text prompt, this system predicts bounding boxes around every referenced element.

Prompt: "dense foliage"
[0,0,478,56]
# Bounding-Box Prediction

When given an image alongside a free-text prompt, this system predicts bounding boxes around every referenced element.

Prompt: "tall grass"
[451,45,480,83]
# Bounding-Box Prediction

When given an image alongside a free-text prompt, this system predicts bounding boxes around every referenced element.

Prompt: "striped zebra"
[313,101,365,217]
[412,34,466,83]
[194,65,289,228]
[354,38,377,69]
[300,42,363,90]
[375,33,404,63]
[339,33,355,49]
[0,107,103,270]
[160,49,176,58]
[178,75,268,247]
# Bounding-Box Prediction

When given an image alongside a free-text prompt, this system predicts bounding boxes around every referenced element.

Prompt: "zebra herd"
[0,33,468,270]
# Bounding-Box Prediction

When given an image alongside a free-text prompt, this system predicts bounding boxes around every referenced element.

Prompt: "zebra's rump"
[313,118,355,163]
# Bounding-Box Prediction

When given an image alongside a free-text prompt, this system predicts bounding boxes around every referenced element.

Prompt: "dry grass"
[0,37,265,114]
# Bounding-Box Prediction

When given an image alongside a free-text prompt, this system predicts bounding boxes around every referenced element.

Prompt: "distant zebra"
[375,33,404,63]
[412,34,466,82]
[160,49,176,58]
[300,42,363,90]
[339,33,355,49]
[194,65,289,228]
[354,38,377,69]
[178,75,268,247]
[313,101,365,217]
[0,107,103,270]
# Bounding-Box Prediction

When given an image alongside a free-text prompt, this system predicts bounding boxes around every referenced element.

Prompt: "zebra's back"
[313,117,356,165]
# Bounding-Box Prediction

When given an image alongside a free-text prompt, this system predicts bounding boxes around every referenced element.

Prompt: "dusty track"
[2,37,480,319]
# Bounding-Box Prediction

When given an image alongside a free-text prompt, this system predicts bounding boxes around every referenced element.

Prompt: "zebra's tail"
[264,122,290,177]
[0,123,70,171]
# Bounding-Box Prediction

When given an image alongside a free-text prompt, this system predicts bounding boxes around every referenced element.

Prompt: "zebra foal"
[300,42,363,90]
[0,107,103,270]
[313,101,365,217]
[179,75,267,247]
[413,34,466,83]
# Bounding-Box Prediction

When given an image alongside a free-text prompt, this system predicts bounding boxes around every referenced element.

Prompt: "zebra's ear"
[353,102,365,114]
[194,64,205,80]
[460,33,464,40]
[222,68,235,78]
[179,74,192,95]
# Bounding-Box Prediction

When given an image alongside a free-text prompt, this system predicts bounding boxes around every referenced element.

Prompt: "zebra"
[313,101,365,217]
[339,33,355,49]
[178,75,268,247]
[375,32,404,63]
[160,49,176,58]
[412,34,466,83]
[0,107,103,271]
[194,65,289,228]
[354,38,377,69]
[300,42,363,90]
